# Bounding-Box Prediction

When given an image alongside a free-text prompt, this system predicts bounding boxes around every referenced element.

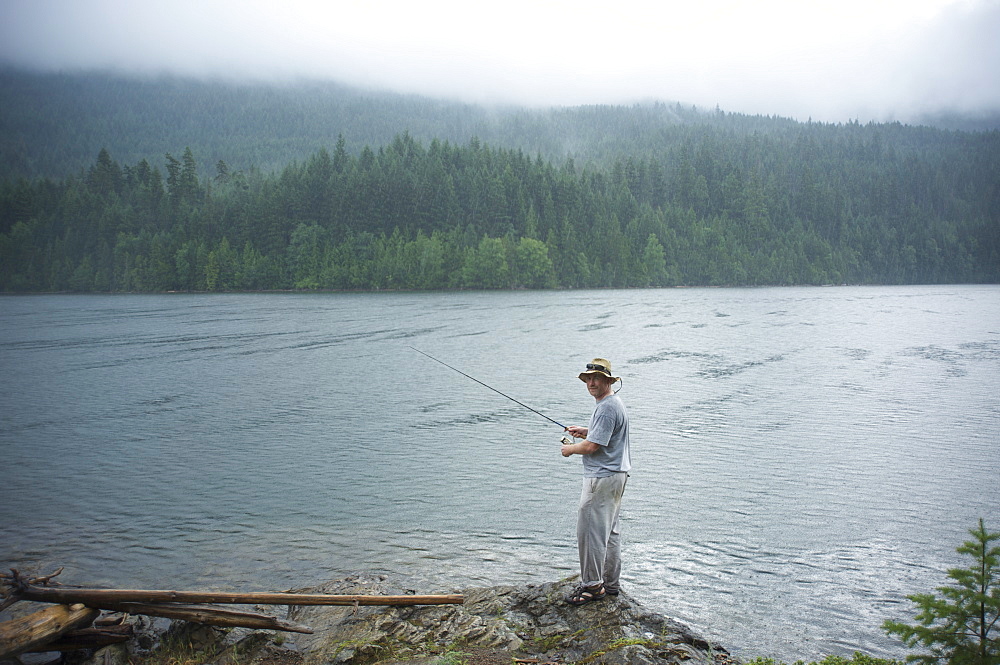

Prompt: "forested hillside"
[0,69,998,291]
[1,68,494,181]
[6,68,997,181]
[1,68,799,180]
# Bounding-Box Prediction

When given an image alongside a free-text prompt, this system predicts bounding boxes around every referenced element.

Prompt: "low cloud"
[1,0,998,123]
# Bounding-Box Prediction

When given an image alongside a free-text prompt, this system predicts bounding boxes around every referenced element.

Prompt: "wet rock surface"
[287,574,732,664]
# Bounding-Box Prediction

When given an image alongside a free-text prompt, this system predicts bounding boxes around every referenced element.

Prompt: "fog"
[2,0,998,124]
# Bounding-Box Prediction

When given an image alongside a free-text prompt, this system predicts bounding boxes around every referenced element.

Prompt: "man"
[561,357,631,605]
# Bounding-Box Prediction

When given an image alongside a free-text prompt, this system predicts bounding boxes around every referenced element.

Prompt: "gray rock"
[285,574,733,665]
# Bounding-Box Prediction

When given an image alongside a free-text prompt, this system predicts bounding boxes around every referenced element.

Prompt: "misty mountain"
[3,67,996,184]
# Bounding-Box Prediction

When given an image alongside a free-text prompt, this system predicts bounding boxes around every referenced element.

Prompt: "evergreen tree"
[87,148,122,198]
[288,224,326,290]
[884,519,1000,665]
[640,233,668,286]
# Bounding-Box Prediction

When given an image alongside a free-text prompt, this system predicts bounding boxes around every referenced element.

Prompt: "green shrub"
[746,654,901,665]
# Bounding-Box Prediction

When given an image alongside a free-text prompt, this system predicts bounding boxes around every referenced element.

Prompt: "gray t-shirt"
[582,393,631,478]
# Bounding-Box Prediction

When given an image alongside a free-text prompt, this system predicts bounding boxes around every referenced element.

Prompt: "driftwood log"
[94,601,314,633]
[16,585,465,607]
[0,603,100,660]
[27,623,133,653]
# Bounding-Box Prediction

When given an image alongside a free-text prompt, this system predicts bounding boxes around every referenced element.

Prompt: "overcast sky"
[2,0,998,123]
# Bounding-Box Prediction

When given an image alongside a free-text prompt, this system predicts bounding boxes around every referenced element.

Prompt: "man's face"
[584,373,613,399]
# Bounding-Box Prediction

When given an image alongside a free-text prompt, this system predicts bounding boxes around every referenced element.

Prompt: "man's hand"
[565,425,588,439]
[561,439,600,457]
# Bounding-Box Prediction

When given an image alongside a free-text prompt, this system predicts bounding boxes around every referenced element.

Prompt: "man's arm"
[562,439,600,457]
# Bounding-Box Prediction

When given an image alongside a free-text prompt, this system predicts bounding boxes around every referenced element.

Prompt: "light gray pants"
[577,472,628,589]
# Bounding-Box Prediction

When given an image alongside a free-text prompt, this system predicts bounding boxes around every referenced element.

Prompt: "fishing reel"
[559,434,573,446]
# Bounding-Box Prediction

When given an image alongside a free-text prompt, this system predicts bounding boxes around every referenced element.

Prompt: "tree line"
[1,128,997,292]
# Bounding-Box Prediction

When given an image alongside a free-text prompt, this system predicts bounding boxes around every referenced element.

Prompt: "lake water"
[1,286,998,662]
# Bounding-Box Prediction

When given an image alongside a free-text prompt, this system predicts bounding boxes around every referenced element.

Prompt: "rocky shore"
[34,575,736,665]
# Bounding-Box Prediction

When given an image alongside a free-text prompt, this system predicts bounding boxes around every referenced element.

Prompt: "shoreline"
[5,575,738,665]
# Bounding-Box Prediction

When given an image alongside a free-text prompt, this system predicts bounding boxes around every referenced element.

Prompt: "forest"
[0,69,998,292]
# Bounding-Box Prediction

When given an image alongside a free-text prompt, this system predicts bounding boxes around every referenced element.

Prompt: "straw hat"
[578,358,620,382]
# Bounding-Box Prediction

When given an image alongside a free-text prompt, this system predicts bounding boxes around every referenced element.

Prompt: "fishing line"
[408,346,566,429]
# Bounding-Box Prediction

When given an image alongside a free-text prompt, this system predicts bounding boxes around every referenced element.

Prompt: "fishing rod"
[408,346,566,430]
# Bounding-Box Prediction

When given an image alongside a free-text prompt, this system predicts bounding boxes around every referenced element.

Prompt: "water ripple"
[2,287,998,664]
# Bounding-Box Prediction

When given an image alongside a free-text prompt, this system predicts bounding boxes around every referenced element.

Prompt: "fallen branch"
[27,624,132,653]
[0,603,100,660]
[95,602,313,634]
[1,567,66,612]
[1,567,64,588]
[18,585,464,607]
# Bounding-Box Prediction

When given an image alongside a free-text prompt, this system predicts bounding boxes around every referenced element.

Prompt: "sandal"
[565,584,606,605]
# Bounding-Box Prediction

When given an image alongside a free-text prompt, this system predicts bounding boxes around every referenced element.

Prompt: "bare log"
[0,603,100,660]
[18,585,463,607]
[95,602,314,634]
[29,624,132,652]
